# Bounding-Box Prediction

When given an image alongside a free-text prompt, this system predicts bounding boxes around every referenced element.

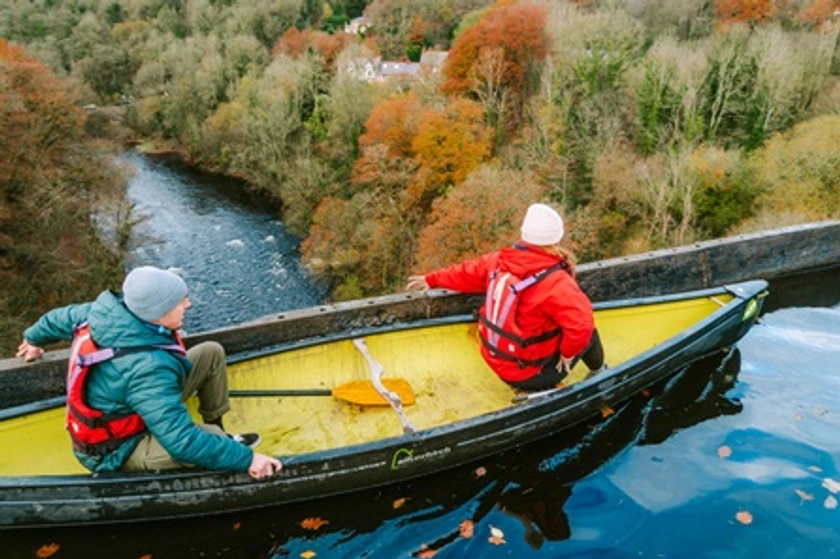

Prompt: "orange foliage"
[272,28,355,68]
[412,165,545,271]
[274,27,310,58]
[714,0,779,26]
[358,93,424,158]
[409,98,492,207]
[311,32,356,68]
[300,516,330,530]
[0,39,85,187]
[302,194,413,295]
[408,16,428,46]
[0,38,29,63]
[35,543,60,559]
[353,94,424,195]
[798,0,840,29]
[442,1,549,99]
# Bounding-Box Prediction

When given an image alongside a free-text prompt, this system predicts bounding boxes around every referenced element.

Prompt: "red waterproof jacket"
[425,243,595,382]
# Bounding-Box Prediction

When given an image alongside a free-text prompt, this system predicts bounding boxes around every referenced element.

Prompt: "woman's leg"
[508,354,565,392]
[579,329,605,371]
[507,329,605,393]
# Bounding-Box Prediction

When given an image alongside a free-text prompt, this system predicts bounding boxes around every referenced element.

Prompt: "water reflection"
[8,349,742,558]
[11,304,840,559]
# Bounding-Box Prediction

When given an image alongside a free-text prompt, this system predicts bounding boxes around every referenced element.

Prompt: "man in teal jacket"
[16,266,281,480]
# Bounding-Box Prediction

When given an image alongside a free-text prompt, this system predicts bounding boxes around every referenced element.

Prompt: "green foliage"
[635,59,681,155]
[744,114,840,227]
[79,44,133,100]
[687,147,757,237]
[406,43,421,62]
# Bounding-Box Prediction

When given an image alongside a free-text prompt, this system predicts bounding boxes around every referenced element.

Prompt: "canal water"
[8,155,839,558]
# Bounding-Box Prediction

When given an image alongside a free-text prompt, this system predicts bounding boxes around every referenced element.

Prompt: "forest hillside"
[1,0,839,351]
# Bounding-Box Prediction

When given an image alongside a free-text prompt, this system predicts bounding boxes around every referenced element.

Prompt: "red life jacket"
[65,322,186,456]
[478,262,568,370]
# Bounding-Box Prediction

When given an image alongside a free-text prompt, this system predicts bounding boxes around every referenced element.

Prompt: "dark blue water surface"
[9,155,839,558]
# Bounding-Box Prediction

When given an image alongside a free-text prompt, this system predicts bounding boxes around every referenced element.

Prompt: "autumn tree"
[798,0,840,30]
[714,0,779,28]
[442,0,549,137]
[413,165,547,271]
[358,92,423,158]
[409,98,493,209]
[302,189,417,298]
[272,27,356,70]
[0,39,126,353]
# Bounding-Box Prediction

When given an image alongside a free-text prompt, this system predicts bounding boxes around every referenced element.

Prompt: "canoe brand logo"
[390,447,452,470]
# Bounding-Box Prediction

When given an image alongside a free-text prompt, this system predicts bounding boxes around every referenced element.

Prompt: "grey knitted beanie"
[122,266,188,322]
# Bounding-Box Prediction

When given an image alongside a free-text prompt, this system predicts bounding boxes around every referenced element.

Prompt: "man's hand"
[248,453,282,480]
[16,340,44,362]
[405,275,429,292]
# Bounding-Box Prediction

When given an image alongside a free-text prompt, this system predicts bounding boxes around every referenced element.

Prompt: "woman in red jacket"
[406,203,605,392]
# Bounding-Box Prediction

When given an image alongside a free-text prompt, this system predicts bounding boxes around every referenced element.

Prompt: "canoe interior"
[0,292,734,477]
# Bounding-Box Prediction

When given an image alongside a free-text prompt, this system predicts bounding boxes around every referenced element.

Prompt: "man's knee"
[188,341,226,367]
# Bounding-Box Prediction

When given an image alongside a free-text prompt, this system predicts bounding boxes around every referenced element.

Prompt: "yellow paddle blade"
[332,379,416,407]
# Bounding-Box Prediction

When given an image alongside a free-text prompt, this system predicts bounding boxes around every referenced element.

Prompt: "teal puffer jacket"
[23,290,252,473]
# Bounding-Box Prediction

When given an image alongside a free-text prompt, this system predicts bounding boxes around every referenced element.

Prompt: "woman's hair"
[542,244,577,278]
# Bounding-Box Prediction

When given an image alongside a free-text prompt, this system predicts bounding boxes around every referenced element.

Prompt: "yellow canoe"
[0,280,766,528]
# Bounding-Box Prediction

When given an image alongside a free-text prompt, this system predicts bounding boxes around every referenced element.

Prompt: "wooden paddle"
[229,378,415,407]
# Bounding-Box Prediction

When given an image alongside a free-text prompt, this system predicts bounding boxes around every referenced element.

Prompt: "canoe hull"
[0,281,766,529]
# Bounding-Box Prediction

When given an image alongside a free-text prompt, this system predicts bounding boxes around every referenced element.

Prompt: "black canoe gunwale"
[0,281,767,529]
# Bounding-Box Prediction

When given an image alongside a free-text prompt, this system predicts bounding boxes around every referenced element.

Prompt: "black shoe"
[229,433,262,449]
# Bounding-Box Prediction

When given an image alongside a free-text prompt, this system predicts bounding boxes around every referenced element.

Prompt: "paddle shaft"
[229,389,332,397]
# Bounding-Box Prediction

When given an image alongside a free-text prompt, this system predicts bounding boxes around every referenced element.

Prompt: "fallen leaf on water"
[717,445,732,459]
[459,520,475,538]
[300,551,316,559]
[825,495,838,510]
[393,497,408,509]
[474,466,487,477]
[300,517,329,530]
[795,489,814,501]
[822,478,840,494]
[735,511,753,525]
[35,544,60,559]
[415,546,438,558]
[232,522,241,531]
[600,406,614,418]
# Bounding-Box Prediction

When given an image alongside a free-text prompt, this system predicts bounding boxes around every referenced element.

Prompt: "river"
[9,154,838,558]
[122,151,327,331]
